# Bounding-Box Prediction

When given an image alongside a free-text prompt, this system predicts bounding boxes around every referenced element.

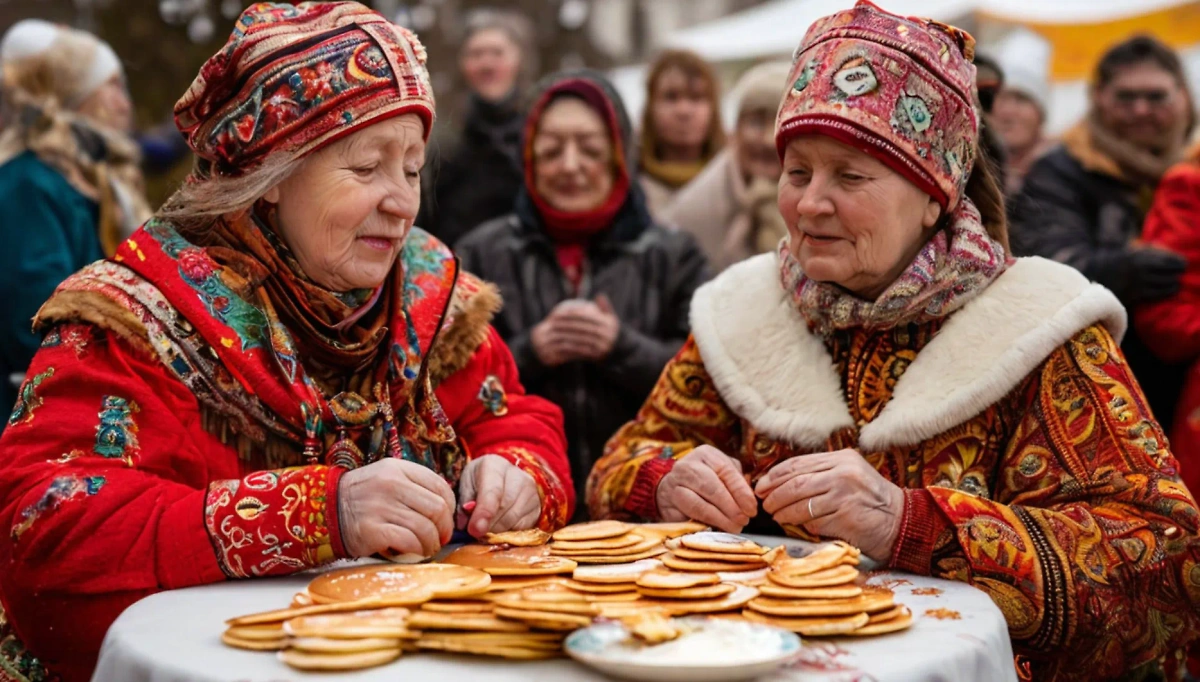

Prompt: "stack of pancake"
[741,542,913,636]
[220,524,911,671]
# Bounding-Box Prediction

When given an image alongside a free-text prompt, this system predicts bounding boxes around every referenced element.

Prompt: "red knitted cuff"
[888,488,952,575]
[327,466,349,560]
[623,457,677,520]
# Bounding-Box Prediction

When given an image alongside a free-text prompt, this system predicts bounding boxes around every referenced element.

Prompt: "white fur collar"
[689,254,1127,451]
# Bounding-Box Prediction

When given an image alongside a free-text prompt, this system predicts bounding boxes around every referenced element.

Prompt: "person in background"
[992,68,1052,196]
[972,53,1009,190]
[1132,142,1200,681]
[590,4,1200,678]
[663,61,791,272]
[417,10,533,247]
[457,70,710,516]
[1011,35,1196,431]
[0,19,151,424]
[638,49,725,219]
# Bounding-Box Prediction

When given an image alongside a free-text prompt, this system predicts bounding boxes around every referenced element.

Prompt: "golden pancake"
[622,611,684,644]
[417,631,563,646]
[278,647,401,671]
[572,559,664,584]
[418,639,561,659]
[563,578,637,593]
[555,547,668,565]
[283,607,417,640]
[717,567,771,585]
[551,520,631,542]
[407,610,531,633]
[485,528,551,546]
[516,585,588,603]
[229,599,393,627]
[637,583,736,600]
[290,591,313,607]
[290,637,404,654]
[549,533,644,552]
[849,607,913,636]
[636,570,720,590]
[492,596,598,616]
[662,554,766,573]
[768,564,860,588]
[679,532,767,555]
[443,544,578,576]
[221,631,285,651]
[759,583,864,600]
[549,533,660,557]
[223,624,283,641]
[866,604,907,624]
[419,600,494,614]
[583,591,641,602]
[742,609,870,636]
[772,544,850,577]
[493,605,594,629]
[636,521,709,539]
[668,545,770,564]
[485,575,571,592]
[746,591,893,617]
[307,563,492,605]
[669,583,760,614]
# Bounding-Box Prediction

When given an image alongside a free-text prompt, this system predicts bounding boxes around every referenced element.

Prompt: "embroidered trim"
[7,369,54,428]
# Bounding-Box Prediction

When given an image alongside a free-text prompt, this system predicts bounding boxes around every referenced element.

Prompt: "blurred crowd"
[0,8,1199,510]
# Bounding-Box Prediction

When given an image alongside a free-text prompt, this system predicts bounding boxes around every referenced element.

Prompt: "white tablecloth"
[93,539,1017,682]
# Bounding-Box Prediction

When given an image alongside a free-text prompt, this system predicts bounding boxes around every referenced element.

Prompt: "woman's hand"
[337,458,456,559]
[655,445,758,532]
[531,298,621,366]
[755,449,904,561]
[458,455,542,539]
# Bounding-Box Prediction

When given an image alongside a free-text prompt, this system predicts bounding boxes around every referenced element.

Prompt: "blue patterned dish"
[565,616,800,682]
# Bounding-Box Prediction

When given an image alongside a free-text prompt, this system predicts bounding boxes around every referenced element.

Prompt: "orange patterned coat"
[587,254,1200,681]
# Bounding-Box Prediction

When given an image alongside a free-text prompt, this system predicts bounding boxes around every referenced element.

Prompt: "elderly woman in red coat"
[590,3,1200,680]
[0,4,572,680]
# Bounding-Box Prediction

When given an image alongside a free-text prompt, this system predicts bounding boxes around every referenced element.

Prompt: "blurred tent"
[627,0,1200,135]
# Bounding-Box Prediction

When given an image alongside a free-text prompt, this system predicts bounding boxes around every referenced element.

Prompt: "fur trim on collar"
[689,253,1127,451]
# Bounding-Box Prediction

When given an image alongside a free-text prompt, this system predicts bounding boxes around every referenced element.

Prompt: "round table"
[93,540,1018,682]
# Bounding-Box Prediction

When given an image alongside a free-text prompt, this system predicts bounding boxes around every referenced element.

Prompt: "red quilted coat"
[0,222,573,681]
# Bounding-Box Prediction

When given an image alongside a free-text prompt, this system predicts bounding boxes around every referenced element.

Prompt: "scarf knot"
[780,198,1009,336]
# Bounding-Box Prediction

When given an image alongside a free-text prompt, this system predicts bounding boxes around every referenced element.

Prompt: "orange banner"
[980,2,1200,81]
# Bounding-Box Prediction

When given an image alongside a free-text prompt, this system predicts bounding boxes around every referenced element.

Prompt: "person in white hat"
[0,19,151,424]
[991,66,1052,196]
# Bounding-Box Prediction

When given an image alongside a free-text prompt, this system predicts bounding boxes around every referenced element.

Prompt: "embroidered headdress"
[174,1,435,179]
[776,0,978,211]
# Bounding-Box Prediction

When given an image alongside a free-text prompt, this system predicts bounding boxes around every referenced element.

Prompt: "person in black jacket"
[458,70,711,517]
[1011,36,1195,429]
[418,11,532,247]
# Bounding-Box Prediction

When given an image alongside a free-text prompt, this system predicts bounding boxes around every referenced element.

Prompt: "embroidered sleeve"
[892,324,1200,680]
[435,326,573,530]
[0,324,349,667]
[204,465,346,578]
[586,336,742,521]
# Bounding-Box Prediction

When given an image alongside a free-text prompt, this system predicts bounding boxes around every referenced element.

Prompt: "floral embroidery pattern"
[478,375,509,417]
[0,600,55,682]
[93,396,140,466]
[204,467,337,578]
[7,368,54,428]
[11,475,106,541]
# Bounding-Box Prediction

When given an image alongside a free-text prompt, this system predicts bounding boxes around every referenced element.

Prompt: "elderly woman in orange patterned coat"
[0,5,572,681]
[588,3,1200,680]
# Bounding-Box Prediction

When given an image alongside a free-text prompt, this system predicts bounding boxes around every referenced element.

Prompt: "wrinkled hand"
[338,458,456,559]
[755,449,904,562]
[655,445,758,532]
[530,298,620,366]
[458,455,541,539]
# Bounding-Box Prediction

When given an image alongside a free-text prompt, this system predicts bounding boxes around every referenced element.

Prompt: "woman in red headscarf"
[457,71,710,517]
[0,5,572,680]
